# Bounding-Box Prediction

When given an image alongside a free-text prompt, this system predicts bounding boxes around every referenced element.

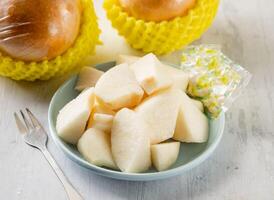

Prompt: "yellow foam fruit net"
[0,0,101,81]
[104,0,219,55]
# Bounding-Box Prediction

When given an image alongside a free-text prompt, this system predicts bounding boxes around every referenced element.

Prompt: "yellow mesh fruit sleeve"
[104,0,219,55]
[0,0,101,81]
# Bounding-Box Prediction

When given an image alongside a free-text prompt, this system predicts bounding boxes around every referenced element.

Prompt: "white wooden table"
[1,0,274,199]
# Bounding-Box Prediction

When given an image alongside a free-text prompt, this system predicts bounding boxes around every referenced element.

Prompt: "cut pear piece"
[87,99,115,131]
[117,54,189,92]
[90,99,115,115]
[95,63,144,110]
[191,99,204,112]
[56,87,95,144]
[77,128,117,169]
[88,113,114,133]
[130,53,172,95]
[75,67,104,91]
[135,89,181,144]
[159,64,189,92]
[116,55,140,65]
[173,91,209,143]
[111,108,151,173]
[151,142,180,171]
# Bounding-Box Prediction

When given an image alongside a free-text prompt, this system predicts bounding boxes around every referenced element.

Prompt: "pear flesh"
[129,53,172,95]
[87,99,115,132]
[135,89,182,144]
[88,113,114,133]
[78,128,117,169]
[75,67,104,91]
[159,64,189,92]
[111,108,151,173]
[117,54,189,92]
[151,142,180,171]
[116,55,139,65]
[56,87,95,144]
[95,64,144,110]
[173,91,209,143]
[191,99,204,112]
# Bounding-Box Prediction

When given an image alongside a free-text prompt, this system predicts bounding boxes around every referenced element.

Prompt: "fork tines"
[14,108,42,134]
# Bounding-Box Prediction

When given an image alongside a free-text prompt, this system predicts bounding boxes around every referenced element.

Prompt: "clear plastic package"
[181,45,252,118]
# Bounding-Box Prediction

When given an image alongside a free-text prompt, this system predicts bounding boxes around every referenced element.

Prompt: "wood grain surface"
[0,0,274,199]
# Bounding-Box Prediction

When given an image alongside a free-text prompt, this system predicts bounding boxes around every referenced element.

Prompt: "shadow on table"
[6,73,74,105]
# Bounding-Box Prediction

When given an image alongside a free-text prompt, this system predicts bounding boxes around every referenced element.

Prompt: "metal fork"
[14,108,83,200]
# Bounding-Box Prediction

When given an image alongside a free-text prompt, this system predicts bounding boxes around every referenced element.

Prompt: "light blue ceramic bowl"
[48,62,225,181]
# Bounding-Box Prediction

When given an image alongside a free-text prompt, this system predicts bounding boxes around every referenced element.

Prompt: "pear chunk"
[77,128,117,169]
[87,99,115,132]
[116,54,140,65]
[173,91,209,143]
[89,98,115,115]
[56,87,95,144]
[75,67,104,91]
[159,64,189,92]
[95,63,144,110]
[88,113,114,133]
[130,53,172,95]
[117,54,189,92]
[111,108,151,173]
[151,142,180,171]
[191,99,204,112]
[135,89,181,144]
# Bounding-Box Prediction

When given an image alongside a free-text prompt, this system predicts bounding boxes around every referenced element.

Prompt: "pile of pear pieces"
[56,53,208,173]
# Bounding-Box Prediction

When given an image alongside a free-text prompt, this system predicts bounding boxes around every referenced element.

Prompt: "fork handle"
[41,149,83,200]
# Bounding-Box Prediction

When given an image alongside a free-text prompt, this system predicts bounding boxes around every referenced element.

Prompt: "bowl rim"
[48,67,225,181]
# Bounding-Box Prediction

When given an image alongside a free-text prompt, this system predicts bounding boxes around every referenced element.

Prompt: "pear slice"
[90,98,115,115]
[129,53,172,95]
[88,113,114,133]
[95,63,144,110]
[75,67,104,91]
[159,64,189,92]
[111,108,151,173]
[87,99,115,131]
[151,142,180,171]
[173,91,209,143]
[77,128,117,169]
[191,99,204,112]
[135,89,181,144]
[117,54,189,92]
[56,87,95,144]
[116,54,140,65]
